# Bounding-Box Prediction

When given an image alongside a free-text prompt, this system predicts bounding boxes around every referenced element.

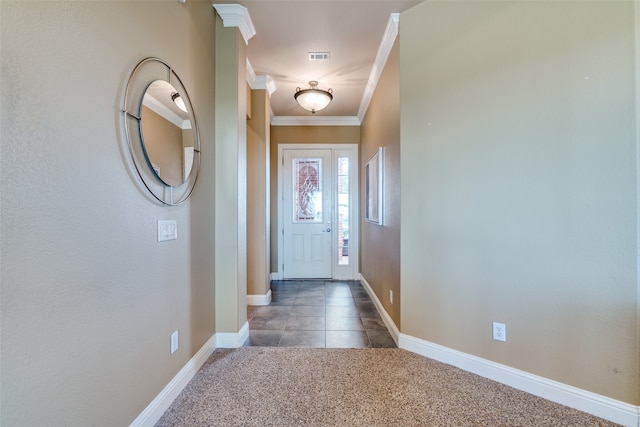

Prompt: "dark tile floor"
[245,280,397,348]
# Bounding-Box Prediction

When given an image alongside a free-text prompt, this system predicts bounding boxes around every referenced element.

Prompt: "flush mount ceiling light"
[171,92,188,113]
[294,81,333,114]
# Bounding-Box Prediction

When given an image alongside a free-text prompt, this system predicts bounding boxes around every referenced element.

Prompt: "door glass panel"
[337,157,349,265]
[293,158,322,223]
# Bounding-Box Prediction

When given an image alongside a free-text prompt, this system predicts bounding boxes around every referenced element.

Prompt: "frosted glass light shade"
[294,81,333,114]
[171,92,188,113]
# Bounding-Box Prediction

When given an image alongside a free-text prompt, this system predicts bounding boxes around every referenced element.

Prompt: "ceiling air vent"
[308,52,330,61]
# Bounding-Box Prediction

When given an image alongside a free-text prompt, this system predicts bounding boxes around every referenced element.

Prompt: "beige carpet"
[156,347,618,427]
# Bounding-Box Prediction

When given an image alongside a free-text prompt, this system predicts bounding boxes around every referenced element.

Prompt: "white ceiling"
[213,1,422,124]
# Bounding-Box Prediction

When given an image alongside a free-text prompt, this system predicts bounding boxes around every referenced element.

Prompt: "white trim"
[246,60,277,96]
[357,13,399,122]
[359,274,399,344]
[270,272,283,281]
[271,116,360,127]
[212,4,256,45]
[142,94,191,130]
[129,334,217,427]
[253,76,276,96]
[215,321,249,348]
[130,322,251,426]
[247,289,272,306]
[399,334,640,427]
[333,147,359,280]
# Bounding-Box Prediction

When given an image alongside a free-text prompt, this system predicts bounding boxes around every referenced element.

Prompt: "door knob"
[325,228,331,232]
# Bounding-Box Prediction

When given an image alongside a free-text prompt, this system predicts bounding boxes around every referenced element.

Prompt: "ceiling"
[212,1,422,124]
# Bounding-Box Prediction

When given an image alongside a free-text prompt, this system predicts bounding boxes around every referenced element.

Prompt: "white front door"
[282,149,333,278]
[278,144,359,280]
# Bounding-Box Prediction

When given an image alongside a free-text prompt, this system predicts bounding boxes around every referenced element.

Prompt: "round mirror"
[140,80,195,187]
[122,57,200,205]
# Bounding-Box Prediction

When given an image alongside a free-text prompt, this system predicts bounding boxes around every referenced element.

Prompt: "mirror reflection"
[140,80,195,187]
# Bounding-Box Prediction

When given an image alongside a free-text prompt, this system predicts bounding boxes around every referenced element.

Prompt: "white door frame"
[277,143,359,280]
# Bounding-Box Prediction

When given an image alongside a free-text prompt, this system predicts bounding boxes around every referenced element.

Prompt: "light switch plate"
[158,220,177,242]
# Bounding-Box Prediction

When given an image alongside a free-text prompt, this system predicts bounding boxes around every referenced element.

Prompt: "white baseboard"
[129,334,217,427]
[130,322,250,427]
[358,273,400,344]
[399,334,640,427]
[270,272,282,280]
[247,290,272,306]
[215,321,249,348]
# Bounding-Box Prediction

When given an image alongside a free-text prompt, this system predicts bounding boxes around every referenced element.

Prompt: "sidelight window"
[337,157,349,265]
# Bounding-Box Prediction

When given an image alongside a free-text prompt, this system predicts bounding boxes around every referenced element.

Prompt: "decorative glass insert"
[337,157,349,265]
[293,158,322,223]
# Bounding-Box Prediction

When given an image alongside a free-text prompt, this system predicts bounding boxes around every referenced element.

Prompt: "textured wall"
[400,1,638,404]
[360,39,401,328]
[0,2,217,425]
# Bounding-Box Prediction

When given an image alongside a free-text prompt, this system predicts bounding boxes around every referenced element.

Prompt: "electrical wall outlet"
[493,322,506,342]
[389,290,393,304]
[171,330,179,354]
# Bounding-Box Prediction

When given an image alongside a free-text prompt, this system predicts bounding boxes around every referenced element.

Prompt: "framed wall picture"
[365,147,383,224]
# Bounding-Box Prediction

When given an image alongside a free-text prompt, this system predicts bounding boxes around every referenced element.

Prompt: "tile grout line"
[247,281,395,348]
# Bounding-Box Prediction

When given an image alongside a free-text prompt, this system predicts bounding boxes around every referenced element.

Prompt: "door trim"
[277,143,359,280]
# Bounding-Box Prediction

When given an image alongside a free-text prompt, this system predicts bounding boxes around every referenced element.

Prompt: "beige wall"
[247,89,271,297]
[360,39,401,327]
[1,2,217,425]
[400,1,638,405]
[269,126,360,272]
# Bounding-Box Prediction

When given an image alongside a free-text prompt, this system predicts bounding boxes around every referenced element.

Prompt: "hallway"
[245,280,397,348]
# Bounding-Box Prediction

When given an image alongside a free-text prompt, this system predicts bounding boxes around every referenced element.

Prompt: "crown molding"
[142,94,191,130]
[271,116,361,127]
[254,76,276,96]
[212,4,256,45]
[357,13,399,121]
[246,59,276,96]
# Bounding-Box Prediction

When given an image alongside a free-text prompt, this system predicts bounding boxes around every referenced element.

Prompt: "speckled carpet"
[155,347,618,427]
